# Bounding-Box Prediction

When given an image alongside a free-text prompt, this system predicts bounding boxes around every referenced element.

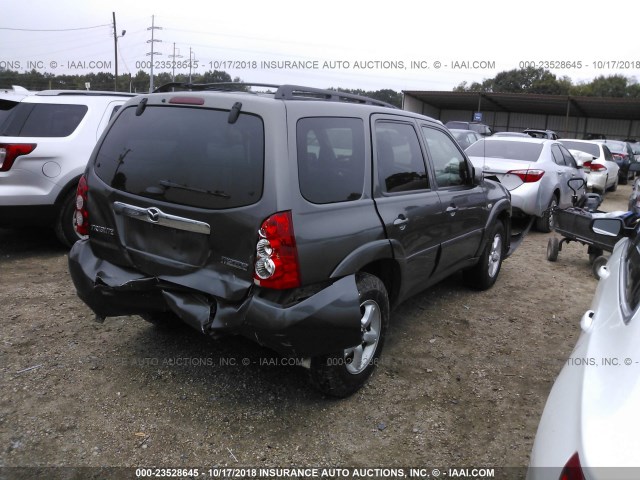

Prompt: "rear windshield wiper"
[158,180,231,199]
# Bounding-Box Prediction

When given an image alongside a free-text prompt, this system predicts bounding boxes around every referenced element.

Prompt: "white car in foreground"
[528,217,640,479]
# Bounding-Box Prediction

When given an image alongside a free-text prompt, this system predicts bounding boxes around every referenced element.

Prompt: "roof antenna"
[135,97,148,116]
[228,102,242,124]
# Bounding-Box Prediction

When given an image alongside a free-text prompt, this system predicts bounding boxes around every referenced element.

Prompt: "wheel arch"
[481,199,511,256]
[53,174,82,209]
[330,240,401,307]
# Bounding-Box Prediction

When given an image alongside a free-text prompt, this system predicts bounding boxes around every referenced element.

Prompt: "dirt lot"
[0,184,632,477]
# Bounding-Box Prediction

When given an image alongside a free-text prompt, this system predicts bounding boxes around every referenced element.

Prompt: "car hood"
[577,239,640,469]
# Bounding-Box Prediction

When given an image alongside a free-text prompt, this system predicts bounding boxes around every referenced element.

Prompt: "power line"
[0,24,111,32]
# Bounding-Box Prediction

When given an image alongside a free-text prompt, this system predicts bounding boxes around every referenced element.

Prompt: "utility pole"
[146,15,162,92]
[112,12,126,91]
[168,42,183,82]
[189,47,196,83]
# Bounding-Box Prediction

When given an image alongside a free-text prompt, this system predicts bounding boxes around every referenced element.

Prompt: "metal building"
[402,91,640,140]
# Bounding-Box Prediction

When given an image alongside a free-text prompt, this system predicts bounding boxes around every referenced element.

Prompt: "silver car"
[466,137,586,232]
[528,217,640,478]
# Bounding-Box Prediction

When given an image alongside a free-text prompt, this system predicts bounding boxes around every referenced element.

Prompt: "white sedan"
[528,218,640,479]
[466,137,586,232]
[560,139,620,194]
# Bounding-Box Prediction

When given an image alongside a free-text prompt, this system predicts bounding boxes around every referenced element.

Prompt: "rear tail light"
[507,169,545,183]
[559,452,585,480]
[74,175,90,236]
[612,153,627,162]
[583,161,606,172]
[0,143,36,172]
[253,211,301,290]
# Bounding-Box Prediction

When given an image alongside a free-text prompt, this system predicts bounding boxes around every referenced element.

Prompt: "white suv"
[0,90,135,246]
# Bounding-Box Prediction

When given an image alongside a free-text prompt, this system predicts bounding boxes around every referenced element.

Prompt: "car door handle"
[446,206,458,216]
[393,215,409,230]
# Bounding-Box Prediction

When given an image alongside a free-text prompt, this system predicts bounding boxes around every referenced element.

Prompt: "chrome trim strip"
[113,201,211,235]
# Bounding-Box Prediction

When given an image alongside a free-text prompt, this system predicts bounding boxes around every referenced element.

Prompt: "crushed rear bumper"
[68,239,362,357]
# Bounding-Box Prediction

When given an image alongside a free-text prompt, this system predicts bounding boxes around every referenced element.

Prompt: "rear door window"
[297,117,365,203]
[1,103,87,137]
[94,105,264,210]
[559,145,578,168]
[551,145,566,166]
[603,146,614,162]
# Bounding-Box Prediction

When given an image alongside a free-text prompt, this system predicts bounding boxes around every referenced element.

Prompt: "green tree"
[582,74,628,97]
[197,70,233,83]
[453,68,640,98]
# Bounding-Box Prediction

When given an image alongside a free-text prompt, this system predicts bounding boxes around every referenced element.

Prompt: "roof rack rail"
[152,82,397,108]
[152,82,278,93]
[274,85,397,108]
[36,90,135,97]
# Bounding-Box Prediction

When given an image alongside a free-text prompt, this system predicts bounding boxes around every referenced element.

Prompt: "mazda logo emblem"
[147,207,161,223]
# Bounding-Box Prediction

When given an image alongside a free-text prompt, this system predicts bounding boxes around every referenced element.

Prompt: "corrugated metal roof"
[402,91,640,120]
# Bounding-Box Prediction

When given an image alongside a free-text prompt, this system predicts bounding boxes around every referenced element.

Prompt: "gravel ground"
[0,183,632,479]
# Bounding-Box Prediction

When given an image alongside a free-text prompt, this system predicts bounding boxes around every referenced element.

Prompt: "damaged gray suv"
[68,83,512,397]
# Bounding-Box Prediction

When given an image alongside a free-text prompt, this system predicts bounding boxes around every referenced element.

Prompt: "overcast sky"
[2,0,639,92]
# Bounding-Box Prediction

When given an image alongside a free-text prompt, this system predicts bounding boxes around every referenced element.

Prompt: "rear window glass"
[1,103,87,137]
[94,105,264,210]
[466,139,543,162]
[559,141,599,157]
[297,117,365,203]
[596,140,625,153]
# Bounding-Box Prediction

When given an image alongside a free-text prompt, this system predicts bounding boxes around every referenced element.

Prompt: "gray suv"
[68,83,512,397]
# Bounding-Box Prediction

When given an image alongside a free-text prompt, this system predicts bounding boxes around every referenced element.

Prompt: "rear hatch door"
[88,93,283,302]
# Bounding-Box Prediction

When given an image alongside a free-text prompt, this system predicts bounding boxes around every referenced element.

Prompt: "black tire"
[54,188,84,248]
[536,195,558,233]
[588,246,604,265]
[308,273,389,398]
[546,237,559,262]
[620,172,629,185]
[592,256,608,279]
[464,221,505,290]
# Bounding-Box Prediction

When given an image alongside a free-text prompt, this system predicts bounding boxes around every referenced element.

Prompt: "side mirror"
[591,218,624,237]
[472,164,483,184]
